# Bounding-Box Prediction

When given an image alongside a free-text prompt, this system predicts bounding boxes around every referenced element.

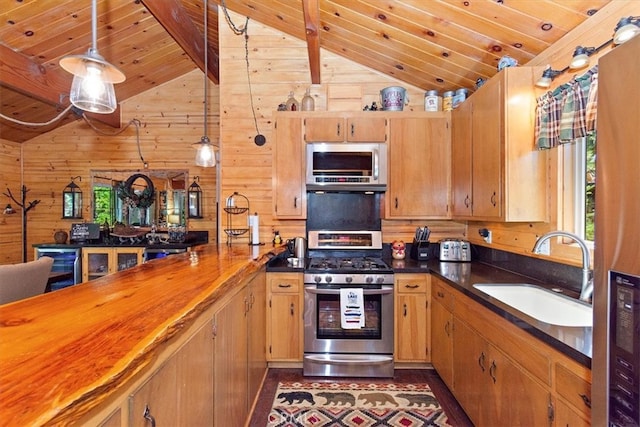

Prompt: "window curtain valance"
[535,66,598,149]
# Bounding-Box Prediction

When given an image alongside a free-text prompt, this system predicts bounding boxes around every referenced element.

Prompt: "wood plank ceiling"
[0,0,614,143]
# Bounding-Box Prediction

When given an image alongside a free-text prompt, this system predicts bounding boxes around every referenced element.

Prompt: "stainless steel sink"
[472,283,593,327]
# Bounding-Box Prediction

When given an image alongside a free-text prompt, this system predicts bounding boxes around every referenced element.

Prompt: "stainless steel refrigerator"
[593,33,640,426]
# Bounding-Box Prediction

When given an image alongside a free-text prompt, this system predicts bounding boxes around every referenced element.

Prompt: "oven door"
[304,284,393,354]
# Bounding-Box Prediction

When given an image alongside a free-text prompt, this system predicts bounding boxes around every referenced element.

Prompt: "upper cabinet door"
[304,117,344,141]
[451,100,473,218]
[304,115,386,142]
[273,114,306,219]
[386,113,451,219]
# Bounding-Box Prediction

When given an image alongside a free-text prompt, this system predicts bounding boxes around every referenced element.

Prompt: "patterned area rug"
[268,381,452,427]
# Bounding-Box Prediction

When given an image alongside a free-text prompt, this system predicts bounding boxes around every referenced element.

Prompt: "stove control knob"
[325,276,333,283]
[366,276,374,284]
[375,276,385,284]
[345,276,353,283]
[314,276,322,284]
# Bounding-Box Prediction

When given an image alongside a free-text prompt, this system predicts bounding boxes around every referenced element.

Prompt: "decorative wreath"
[117,174,156,209]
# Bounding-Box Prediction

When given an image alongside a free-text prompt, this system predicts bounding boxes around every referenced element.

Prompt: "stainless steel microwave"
[305,142,387,191]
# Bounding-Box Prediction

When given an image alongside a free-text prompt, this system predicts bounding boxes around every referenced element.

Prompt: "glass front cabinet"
[82,247,144,282]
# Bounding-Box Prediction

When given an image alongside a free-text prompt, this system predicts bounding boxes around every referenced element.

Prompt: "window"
[93,185,114,225]
[562,132,596,242]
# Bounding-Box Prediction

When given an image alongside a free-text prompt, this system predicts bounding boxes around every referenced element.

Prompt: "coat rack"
[3,186,40,263]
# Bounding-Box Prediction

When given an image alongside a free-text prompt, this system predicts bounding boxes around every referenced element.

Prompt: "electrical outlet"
[484,230,492,244]
[537,239,550,255]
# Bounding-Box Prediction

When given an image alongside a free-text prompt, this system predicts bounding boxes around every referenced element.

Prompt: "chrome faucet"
[532,231,593,302]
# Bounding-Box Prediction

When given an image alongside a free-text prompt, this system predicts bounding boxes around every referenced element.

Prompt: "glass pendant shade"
[194,136,216,167]
[68,63,117,113]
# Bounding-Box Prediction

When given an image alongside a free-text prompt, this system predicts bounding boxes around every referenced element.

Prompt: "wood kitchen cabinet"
[304,114,387,142]
[394,273,430,363]
[273,113,306,219]
[266,272,303,361]
[431,277,593,427]
[82,247,144,282]
[430,278,454,390]
[129,317,214,426]
[247,271,267,401]
[386,113,451,219]
[451,67,547,221]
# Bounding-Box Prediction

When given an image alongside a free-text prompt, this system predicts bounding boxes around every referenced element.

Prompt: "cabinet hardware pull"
[337,123,341,136]
[290,303,295,316]
[579,393,592,408]
[437,291,445,298]
[294,197,298,208]
[395,197,399,209]
[489,360,497,383]
[351,123,355,137]
[143,405,156,427]
[478,352,486,372]
[444,320,450,336]
[403,303,407,317]
[464,195,470,208]
[405,284,419,289]
[278,283,292,288]
[490,191,497,207]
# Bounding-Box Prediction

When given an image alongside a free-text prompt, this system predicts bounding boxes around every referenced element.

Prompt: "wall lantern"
[188,176,204,219]
[62,176,83,219]
[3,204,16,215]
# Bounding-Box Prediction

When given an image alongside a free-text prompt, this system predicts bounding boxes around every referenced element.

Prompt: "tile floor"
[248,368,474,426]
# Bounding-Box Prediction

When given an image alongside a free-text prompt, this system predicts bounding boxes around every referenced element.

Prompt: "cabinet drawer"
[432,279,454,311]
[556,363,592,419]
[396,274,429,293]
[268,273,302,293]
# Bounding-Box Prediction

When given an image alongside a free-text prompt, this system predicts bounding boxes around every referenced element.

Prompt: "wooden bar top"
[0,244,284,426]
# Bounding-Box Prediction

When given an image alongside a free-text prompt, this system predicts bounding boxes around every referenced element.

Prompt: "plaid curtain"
[535,66,598,149]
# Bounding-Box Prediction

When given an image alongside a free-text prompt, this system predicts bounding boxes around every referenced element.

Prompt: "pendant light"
[59,0,125,114]
[194,0,217,168]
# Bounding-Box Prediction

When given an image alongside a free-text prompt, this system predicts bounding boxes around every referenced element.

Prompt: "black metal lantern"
[62,176,83,219]
[188,176,203,219]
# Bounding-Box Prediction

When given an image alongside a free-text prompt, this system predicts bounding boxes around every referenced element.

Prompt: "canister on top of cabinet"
[442,91,454,111]
[424,90,442,112]
[452,88,468,109]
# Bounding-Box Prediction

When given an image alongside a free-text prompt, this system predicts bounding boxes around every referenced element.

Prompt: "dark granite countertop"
[424,260,591,368]
[267,252,591,368]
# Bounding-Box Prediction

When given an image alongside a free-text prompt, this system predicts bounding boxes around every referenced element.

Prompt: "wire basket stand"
[223,192,249,244]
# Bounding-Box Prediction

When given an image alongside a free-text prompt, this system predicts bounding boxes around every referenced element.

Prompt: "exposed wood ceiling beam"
[0,45,71,107]
[142,0,220,83]
[302,0,321,84]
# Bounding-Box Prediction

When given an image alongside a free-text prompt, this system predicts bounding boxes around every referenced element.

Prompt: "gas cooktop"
[307,257,392,272]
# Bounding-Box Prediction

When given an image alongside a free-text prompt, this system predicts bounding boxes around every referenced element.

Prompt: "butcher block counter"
[0,244,284,426]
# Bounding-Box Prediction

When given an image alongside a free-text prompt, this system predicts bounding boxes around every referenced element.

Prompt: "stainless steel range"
[303,228,395,378]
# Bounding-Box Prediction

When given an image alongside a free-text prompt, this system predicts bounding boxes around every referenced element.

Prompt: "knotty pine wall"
[12,71,220,263]
[0,139,22,263]
[217,11,465,246]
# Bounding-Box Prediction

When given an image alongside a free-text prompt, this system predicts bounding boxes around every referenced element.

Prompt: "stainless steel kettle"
[287,237,307,259]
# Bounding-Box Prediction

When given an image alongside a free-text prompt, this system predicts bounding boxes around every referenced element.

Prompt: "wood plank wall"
[0,139,23,263]
[217,10,466,246]
[11,72,220,262]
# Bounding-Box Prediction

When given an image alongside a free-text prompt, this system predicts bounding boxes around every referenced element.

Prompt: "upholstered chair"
[0,256,54,305]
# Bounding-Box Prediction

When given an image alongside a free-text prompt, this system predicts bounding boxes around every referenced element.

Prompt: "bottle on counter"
[301,88,314,111]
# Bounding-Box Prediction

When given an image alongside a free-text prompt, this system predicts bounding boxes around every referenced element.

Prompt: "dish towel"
[340,288,365,329]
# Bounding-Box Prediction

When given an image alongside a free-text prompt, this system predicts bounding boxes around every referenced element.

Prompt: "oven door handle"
[305,286,393,296]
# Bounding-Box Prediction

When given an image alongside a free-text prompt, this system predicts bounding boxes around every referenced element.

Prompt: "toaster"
[439,239,471,262]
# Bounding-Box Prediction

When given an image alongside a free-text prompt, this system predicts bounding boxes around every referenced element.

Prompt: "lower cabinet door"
[129,357,179,426]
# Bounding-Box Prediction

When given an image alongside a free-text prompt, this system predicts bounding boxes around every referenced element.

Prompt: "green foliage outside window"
[585,132,596,241]
[94,186,114,225]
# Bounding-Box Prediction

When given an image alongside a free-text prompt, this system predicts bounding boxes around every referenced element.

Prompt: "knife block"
[410,239,430,260]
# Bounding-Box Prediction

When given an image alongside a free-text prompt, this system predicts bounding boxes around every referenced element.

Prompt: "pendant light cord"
[220,0,261,138]
[203,0,209,138]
